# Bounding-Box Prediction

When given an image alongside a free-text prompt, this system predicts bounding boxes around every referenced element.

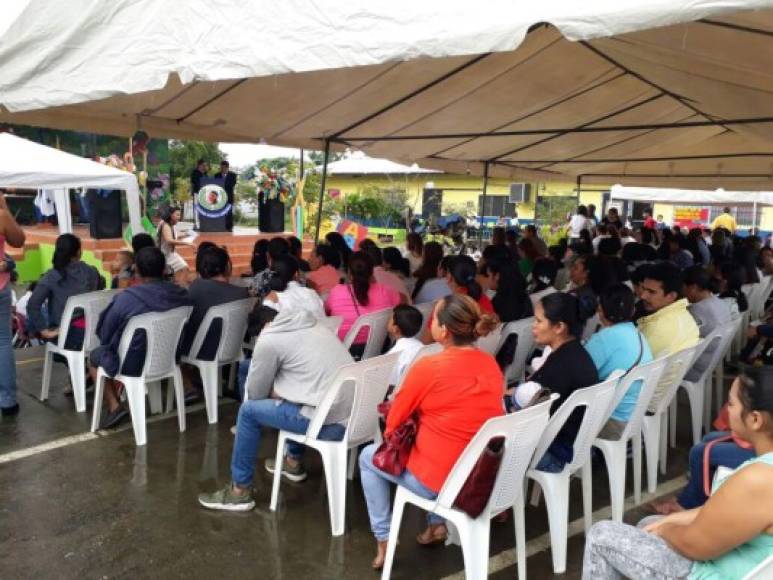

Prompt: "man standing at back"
[214,160,237,232]
[636,261,700,412]
[711,207,737,234]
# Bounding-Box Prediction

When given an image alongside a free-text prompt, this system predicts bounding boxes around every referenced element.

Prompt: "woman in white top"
[263,255,325,319]
[403,233,424,278]
[528,257,559,310]
[567,205,591,241]
[157,206,192,284]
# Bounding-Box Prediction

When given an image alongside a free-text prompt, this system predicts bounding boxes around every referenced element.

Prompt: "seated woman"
[156,206,193,285]
[403,232,423,277]
[306,243,342,298]
[264,255,325,319]
[585,284,653,440]
[517,237,541,277]
[582,367,773,580]
[325,251,401,357]
[529,258,559,310]
[325,231,353,272]
[359,295,503,569]
[478,254,533,323]
[512,292,599,472]
[26,233,105,352]
[717,261,749,319]
[383,247,414,296]
[411,241,447,303]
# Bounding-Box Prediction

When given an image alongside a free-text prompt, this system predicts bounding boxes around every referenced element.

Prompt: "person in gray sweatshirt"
[199,307,354,512]
[684,265,732,382]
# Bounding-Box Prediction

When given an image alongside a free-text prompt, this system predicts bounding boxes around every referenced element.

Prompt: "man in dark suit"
[215,160,237,231]
[190,159,208,230]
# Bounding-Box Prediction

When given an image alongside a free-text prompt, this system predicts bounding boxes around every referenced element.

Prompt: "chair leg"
[685,380,705,446]
[125,379,148,446]
[90,371,106,432]
[320,446,348,536]
[40,348,53,402]
[147,380,163,415]
[581,461,593,535]
[67,352,87,413]
[514,495,527,580]
[714,363,725,417]
[703,375,713,436]
[632,433,642,506]
[347,446,357,481]
[642,419,659,494]
[529,480,542,507]
[541,474,570,574]
[380,490,406,580]
[457,517,490,580]
[201,363,220,424]
[659,412,668,476]
[227,361,236,395]
[669,398,677,449]
[600,443,626,523]
[173,368,186,433]
[269,434,287,512]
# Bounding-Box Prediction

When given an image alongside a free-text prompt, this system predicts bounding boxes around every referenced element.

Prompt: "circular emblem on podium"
[196,184,231,218]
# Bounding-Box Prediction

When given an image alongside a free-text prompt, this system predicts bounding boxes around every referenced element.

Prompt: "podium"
[196,177,232,232]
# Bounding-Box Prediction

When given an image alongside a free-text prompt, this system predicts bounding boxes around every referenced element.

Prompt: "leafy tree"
[169,140,224,200]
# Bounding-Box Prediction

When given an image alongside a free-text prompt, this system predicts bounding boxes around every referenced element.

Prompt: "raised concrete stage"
[11,224,311,277]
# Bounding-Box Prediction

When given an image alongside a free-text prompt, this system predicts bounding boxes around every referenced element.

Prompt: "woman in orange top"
[359,294,504,569]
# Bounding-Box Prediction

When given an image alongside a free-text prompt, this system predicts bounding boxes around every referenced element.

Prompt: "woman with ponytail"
[325,251,400,355]
[514,292,598,472]
[447,255,494,314]
[359,294,503,568]
[263,254,324,319]
[27,233,104,355]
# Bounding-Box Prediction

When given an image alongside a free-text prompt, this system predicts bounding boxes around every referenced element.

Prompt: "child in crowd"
[111,250,134,289]
[386,304,424,387]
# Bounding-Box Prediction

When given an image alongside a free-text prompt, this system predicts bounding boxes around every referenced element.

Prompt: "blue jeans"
[359,443,443,541]
[231,399,345,487]
[0,288,15,409]
[677,431,755,509]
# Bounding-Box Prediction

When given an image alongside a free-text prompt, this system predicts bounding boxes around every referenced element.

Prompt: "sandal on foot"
[416,524,448,546]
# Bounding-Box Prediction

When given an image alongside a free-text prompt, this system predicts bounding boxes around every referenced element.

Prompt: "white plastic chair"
[593,357,669,522]
[744,555,773,579]
[582,313,600,342]
[318,315,344,336]
[673,323,738,446]
[40,289,118,412]
[498,317,536,385]
[641,345,699,493]
[474,322,503,356]
[179,298,251,424]
[714,317,743,416]
[269,352,399,536]
[91,306,192,446]
[526,372,622,574]
[381,396,556,580]
[342,308,393,360]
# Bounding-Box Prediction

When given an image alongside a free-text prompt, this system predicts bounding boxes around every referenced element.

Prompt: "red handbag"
[372,414,418,476]
[453,437,504,518]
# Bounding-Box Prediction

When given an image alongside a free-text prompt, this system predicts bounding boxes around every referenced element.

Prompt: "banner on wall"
[337,219,368,250]
[673,206,709,228]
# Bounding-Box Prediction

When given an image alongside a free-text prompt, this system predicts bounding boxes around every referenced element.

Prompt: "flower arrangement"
[257,165,296,202]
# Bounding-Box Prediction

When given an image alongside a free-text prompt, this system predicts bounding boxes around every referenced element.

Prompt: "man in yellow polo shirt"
[636,262,700,412]
[711,207,737,233]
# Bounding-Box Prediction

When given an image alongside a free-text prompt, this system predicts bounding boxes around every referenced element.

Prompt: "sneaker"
[198,484,255,512]
[264,457,308,482]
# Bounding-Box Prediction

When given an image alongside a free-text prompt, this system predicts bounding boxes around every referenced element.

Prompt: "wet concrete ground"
[1,347,699,579]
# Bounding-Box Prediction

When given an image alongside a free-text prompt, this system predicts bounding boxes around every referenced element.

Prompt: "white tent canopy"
[2,2,773,190]
[322,153,440,175]
[0,133,142,234]
[610,184,773,205]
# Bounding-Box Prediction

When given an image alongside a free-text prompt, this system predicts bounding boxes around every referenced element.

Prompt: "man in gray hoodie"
[199,307,354,512]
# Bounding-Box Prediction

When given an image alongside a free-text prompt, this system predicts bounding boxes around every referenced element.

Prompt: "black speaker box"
[87,189,123,239]
[259,199,285,233]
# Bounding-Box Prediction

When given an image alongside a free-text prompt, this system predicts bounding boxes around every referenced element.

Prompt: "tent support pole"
[753,200,758,233]
[576,175,582,203]
[314,140,330,243]
[479,161,490,247]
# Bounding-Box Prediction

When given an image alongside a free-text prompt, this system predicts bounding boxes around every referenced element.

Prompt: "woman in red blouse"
[359,294,504,569]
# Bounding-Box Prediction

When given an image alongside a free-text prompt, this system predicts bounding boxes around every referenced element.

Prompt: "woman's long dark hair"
[268,255,299,292]
[719,261,749,312]
[52,234,81,279]
[325,232,353,269]
[251,239,269,275]
[481,257,532,322]
[540,292,588,339]
[448,255,482,301]
[348,251,373,306]
[412,241,444,299]
[383,247,410,277]
[157,205,180,244]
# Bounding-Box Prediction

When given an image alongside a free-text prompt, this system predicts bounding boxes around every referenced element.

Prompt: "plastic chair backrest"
[342,307,393,360]
[529,371,622,473]
[414,301,435,328]
[306,352,399,446]
[582,313,600,342]
[435,395,557,515]
[475,323,503,355]
[117,306,192,380]
[318,315,344,336]
[614,356,669,441]
[57,289,118,352]
[188,298,251,363]
[743,555,773,580]
[689,324,735,384]
[499,317,536,384]
[651,344,700,415]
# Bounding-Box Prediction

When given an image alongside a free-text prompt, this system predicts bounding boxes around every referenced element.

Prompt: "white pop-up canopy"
[2,1,773,190]
[610,184,773,205]
[0,133,142,234]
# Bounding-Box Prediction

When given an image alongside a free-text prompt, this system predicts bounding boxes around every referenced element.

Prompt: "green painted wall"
[14,243,110,285]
